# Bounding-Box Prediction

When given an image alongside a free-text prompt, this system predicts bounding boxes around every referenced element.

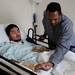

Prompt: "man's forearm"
[49,44,69,65]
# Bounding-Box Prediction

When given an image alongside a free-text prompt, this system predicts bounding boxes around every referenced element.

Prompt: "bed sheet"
[0,40,41,64]
[0,40,75,75]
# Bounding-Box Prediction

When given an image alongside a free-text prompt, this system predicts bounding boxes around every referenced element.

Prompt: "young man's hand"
[35,62,54,71]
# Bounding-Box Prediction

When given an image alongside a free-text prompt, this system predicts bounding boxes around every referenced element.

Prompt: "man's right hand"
[38,35,46,41]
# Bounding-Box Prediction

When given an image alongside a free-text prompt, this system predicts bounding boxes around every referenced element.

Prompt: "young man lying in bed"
[0,24,50,72]
[5,24,47,51]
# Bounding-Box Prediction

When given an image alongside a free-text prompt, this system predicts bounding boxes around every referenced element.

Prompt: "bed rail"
[0,55,37,75]
[27,28,48,47]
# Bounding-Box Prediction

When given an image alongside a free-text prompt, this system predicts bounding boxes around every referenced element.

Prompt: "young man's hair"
[5,24,19,36]
[46,2,61,14]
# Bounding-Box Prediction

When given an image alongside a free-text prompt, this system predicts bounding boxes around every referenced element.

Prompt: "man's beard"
[14,39,21,42]
[48,23,62,49]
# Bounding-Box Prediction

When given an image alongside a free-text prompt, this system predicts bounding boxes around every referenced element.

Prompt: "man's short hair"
[46,2,61,14]
[5,24,19,36]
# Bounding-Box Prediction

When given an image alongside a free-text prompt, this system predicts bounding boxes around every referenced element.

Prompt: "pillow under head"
[0,25,9,43]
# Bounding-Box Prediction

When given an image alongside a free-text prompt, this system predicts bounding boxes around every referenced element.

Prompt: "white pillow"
[0,25,10,43]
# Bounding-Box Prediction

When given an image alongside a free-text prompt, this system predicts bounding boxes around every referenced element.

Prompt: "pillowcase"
[0,25,10,43]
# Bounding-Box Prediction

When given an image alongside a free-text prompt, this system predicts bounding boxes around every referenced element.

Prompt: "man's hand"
[38,35,46,41]
[35,62,54,71]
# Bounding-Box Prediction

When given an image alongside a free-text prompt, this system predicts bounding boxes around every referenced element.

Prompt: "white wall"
[35,0,75,34]
[0,0,75,34]
[0,0,34,33]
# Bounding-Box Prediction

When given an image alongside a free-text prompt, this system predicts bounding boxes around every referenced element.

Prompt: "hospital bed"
[0,26,49,75]
[0,25,75,75]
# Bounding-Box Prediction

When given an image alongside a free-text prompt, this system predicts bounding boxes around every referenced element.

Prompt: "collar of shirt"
[10,40,24,44]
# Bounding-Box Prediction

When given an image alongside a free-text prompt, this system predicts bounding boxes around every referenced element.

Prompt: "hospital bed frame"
[27,27,48,46]
[0,28,38,75]
[0,27,48,75]
[0,55,37,75]
[0,27,75,75]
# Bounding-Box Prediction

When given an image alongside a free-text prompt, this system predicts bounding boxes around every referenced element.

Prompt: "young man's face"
[47,11,61,26]
[9,27,21,42]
